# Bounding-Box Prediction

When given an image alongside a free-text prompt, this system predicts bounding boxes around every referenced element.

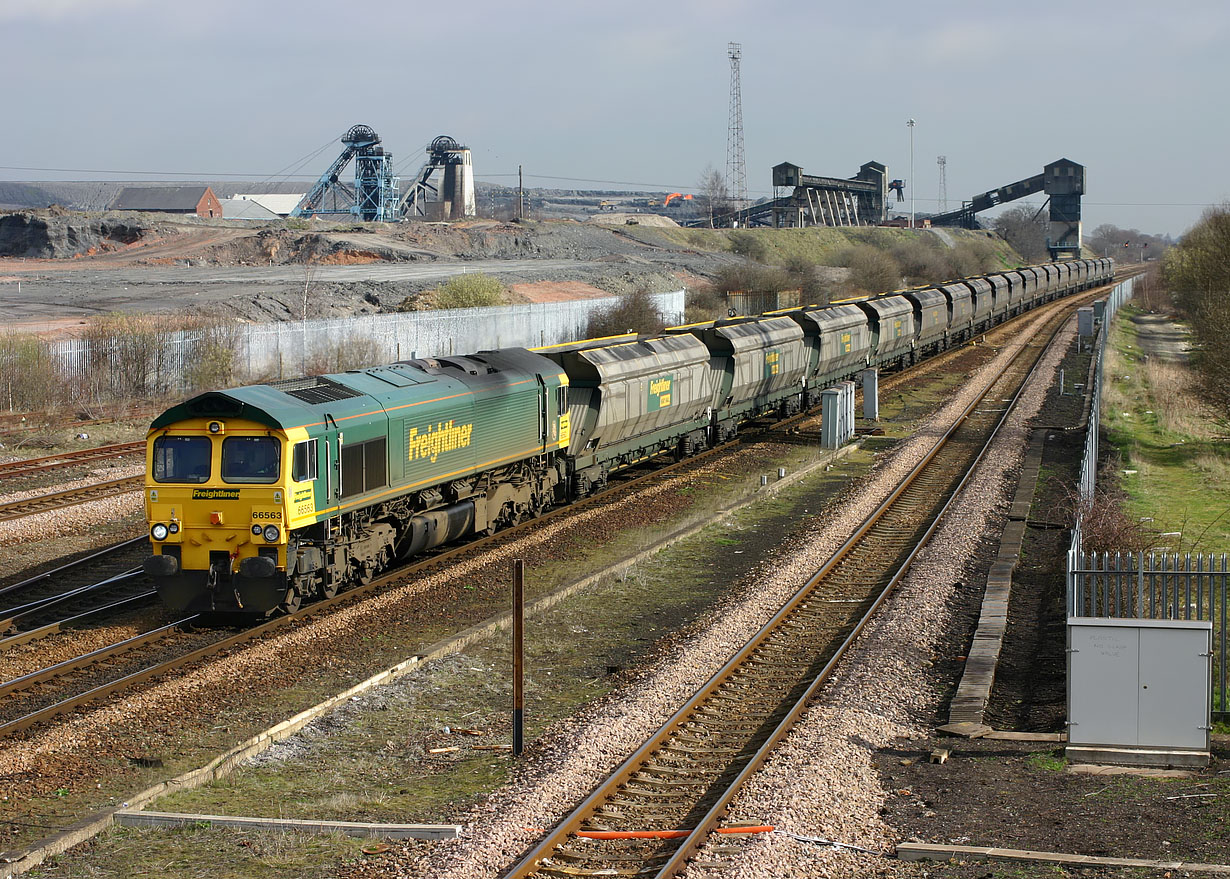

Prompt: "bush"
[1062,457,1157,554]
[890,239,950,285]
[684,284,727,323]
[430,273,505,309]
[0,332,67,413]
[306,333,385,375]
[840,245,901,294]
[728,230,770,263]
[79,313,182,403]
[945,239,998,278]
[782,255,830,307]
[585,288,667,338]
[712,263,793,296]
[1131,263,1170,313]
[183,318,242,392]
[1163,205,1230,425]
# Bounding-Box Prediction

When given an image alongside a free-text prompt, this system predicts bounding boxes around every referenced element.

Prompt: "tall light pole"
[907,118,916,229]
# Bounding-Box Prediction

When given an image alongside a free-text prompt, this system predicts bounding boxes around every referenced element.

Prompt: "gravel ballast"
[338,309,1065,879]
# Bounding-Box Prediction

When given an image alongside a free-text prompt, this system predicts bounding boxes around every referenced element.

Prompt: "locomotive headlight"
[151,523,169,541]
[251,524,263,536]
[168,522,180,534]
[262,524,280,542]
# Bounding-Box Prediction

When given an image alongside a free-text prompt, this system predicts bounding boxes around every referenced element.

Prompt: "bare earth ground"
[0,213,738,326]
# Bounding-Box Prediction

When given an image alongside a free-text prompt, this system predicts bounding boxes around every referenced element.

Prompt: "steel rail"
[0,537,146,600]
[651,295,1072,877]
[0,617,191,700]
[503,291,1080,879]
[0,442,145,480]
[0,569,143,625]
[0,615,261,738]
[0,476,144,522]
[0,281,1117,740]
[0,592,159,651]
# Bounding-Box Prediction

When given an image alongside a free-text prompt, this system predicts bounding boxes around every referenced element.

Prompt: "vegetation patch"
[1102,305,1230,550]
[422,272,505,310]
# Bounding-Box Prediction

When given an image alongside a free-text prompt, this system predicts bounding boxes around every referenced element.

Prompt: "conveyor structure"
[930,158,1085,259]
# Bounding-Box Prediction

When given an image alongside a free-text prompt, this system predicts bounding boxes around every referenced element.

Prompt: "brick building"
[112,186,223,218]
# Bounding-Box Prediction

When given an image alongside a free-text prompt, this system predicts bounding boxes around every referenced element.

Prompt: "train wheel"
[278,587,303,615]
[321,573,339,600]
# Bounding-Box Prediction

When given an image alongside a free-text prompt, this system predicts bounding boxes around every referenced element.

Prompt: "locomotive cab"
[144,416,295,615]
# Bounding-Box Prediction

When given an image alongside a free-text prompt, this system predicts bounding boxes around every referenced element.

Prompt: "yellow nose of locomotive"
[144,419,290,613]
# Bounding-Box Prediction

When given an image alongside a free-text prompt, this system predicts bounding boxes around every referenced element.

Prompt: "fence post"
[1137,553,1146,620]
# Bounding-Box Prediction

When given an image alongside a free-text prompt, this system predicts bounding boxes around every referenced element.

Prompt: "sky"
[1,0,1225,238]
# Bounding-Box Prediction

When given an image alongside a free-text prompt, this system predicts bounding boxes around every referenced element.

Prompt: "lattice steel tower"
[937,155,948,213]
[726,42,747,211]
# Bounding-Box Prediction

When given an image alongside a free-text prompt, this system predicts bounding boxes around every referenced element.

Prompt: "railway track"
[0,536,157,652]
[502,287,1082,879]
[0,475,144,522]
[0,441,145,481]
[0,287,1113,742]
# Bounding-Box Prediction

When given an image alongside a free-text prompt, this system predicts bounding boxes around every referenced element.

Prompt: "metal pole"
[512,558,524,756]
[907,118,915,229]
[518,165,524,221]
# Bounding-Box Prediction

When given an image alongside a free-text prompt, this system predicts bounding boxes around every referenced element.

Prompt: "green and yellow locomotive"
[143,349,569,615]
[144,259,1115,617]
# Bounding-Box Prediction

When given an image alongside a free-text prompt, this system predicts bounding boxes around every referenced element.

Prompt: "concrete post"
[821,388,841,449]
[861,367,879,420]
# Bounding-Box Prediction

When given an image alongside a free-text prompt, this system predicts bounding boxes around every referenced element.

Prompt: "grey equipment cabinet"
[1067,617,1211,766]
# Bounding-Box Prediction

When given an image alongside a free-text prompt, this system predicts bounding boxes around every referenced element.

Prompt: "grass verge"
[1101,306,1230,551]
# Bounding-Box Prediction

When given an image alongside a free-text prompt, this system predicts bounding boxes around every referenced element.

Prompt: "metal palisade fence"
[47,290,686,394]
[1066,275,1228,716]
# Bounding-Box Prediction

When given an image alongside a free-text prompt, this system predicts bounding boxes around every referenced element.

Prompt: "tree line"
[1162,204,1230,426]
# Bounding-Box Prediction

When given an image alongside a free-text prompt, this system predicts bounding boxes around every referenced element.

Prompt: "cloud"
[0,0,151,22]
[914,20,1015,66]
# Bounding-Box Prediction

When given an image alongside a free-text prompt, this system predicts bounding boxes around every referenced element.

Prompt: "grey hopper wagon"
[667,316,809,441]
[539,334,715,496]
[938,282,975,343]
[856,295,915,369]
[790,303,873,390]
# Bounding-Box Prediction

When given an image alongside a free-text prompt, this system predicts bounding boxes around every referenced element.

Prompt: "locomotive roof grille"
[267,375,365,405]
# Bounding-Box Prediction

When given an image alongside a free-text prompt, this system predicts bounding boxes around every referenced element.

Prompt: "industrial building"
[112,186,222,218]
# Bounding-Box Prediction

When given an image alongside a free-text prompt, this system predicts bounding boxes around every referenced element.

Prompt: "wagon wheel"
[320,571,339,600]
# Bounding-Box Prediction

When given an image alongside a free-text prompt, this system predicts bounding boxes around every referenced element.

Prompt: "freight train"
[143,258,1114,615]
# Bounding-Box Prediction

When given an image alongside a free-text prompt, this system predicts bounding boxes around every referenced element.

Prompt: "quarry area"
[0,210,734,329]
[0,209,1008,331]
